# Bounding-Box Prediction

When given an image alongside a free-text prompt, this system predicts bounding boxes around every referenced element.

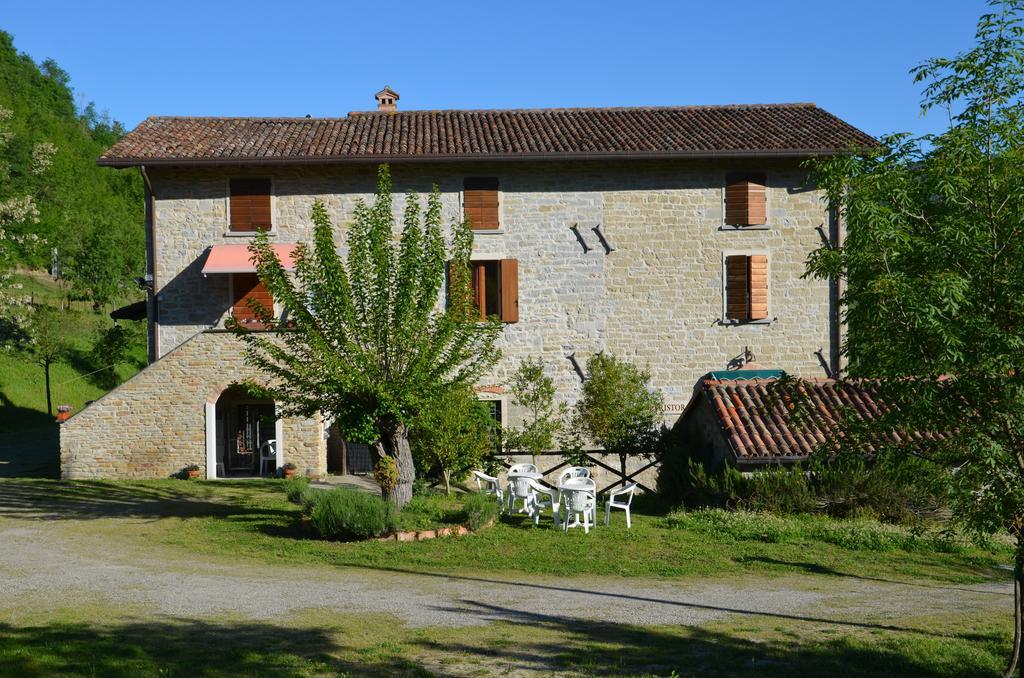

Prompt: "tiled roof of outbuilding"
[98,104,877,167]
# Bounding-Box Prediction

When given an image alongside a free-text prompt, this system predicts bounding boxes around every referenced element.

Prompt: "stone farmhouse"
[59,89,875,480]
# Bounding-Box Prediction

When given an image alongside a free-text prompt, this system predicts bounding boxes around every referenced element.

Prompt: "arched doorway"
[208,386,281,478]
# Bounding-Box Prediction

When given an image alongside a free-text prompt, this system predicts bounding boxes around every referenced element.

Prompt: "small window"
[463,177,500,230]
[229,178,272,232]
[460,259,519,323]
[724,254,768,322]
[725,172,767,226]
[231,272,273,326]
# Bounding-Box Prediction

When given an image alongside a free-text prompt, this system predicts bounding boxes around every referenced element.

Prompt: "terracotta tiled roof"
[701,377,895,462]
[98,104,877,167]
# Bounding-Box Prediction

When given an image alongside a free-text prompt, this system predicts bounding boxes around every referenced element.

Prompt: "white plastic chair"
[508,462,537,475]
[471,470,504,511]
[556,466,590,486]
[604,482,637,528]
[259,439,277,476]
[507,474,536,515]
[527,479,560,528]
[562,487,596,534]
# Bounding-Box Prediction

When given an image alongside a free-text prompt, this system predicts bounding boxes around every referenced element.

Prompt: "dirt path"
[0,518,1010,633]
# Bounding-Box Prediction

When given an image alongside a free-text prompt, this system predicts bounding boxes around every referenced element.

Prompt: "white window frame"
[224,176,277,237]
[720,171,771,231]
[720,250,773,325]
[461,178,505,235]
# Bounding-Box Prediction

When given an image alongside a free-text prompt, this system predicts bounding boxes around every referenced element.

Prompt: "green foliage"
[310,488,396,540]
[0,31,143,298]
[372,456,399,493]
[234,165,502,507]
[462,492,500,531]
[85,321,144,390]
[410,383,495,494]
[575,352,663,455]
[502,357,565,460]
[283,476,310,504]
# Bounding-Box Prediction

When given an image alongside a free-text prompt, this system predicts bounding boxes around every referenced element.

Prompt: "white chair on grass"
[604,482,637,528]
[562,487,597,534]
[472,470,504,511]
[556,466,590,486]
[259,439,277,476]
[527,479,560,528]
[507,474,536,515]
[508,462,537,475]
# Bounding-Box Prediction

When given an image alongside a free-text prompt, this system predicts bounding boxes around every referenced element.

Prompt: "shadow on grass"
[0,619,433,678]
[417,600,1005,677]
[0,396,59,479]
[0,479,293,522]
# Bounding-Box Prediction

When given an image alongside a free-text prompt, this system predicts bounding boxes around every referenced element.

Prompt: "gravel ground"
[0,520,1010,631]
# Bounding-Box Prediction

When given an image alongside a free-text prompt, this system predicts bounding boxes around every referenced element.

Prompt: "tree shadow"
[0,479,293,522]
[0,618,437,677]
[0,393,59,479]
[419,600,1005,676]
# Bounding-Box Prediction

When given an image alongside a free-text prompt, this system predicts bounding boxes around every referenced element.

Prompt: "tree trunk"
[1005,534,1024,678]
[620,452,627,488]
[378,419,415,509]
[44,360,53,416]
[443,468,451,496]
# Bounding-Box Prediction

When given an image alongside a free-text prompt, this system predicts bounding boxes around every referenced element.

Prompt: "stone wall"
[60,331,325,480]
[149,159,837,432]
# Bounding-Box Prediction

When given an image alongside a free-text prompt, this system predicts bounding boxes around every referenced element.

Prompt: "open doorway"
[211,387,280,478]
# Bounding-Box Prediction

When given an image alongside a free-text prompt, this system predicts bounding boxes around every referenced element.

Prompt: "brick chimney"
[375,86,399,112]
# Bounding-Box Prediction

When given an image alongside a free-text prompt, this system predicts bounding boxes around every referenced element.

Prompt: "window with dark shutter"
[229,178,273,232]
[231,272,273,326]
[463,177,500,230]
[725,172,767,226]
[462,259,519,323]
[725,254,769,321]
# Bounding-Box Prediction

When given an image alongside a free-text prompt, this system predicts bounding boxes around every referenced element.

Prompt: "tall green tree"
[23,305,70,415]
[235,165,502,507]
[411,384,495,495]
[575,352,663,483]
[797,2,1024,673]
[503,357,565,463]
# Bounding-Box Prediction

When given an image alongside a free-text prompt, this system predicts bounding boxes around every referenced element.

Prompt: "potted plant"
[185,464,201,480]
[281,462,298,479]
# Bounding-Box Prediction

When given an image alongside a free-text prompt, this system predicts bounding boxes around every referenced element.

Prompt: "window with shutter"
[463,177,500,230]
[231,272,273,327]
[724,172,767,226]
[462,259,519,323]
[229,178,273,232]
[724,254,769,322]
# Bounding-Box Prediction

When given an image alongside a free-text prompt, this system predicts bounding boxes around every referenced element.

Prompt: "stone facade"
[60,331,325,480]
[61,158,837,478]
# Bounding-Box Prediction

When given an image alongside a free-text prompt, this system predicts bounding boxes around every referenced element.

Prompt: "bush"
[284,476,310,504]
[462,492,499,531]
[310,488,396,540]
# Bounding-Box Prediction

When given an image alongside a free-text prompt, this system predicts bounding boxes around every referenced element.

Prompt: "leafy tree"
[87,321,144,389]
[796,2,1024,673]
[411,384,495,494]
[575,352,664,484]
[235,165,502,508]
[502,357,565,463]
[22,305,70,415]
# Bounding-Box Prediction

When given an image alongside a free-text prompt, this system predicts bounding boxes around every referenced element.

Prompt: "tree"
[797,2,1024,673]
[234,165,502,508]
[23,305,70,415]
[502,357,565,463]
[575,352,663,484]
[411,384,496,495]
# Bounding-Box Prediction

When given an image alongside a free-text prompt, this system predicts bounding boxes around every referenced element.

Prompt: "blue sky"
[3,0,989,138]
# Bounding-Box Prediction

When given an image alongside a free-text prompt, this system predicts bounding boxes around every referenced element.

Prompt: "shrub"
[373,456,399,493]
[462,492,499,531]
[284,476,310,503]
[397,493,459,531]
[310,488,396,540]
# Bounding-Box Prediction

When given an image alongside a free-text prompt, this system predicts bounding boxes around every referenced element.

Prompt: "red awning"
[201,243,298,275]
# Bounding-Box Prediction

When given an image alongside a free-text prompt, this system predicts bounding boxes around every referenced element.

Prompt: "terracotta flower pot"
[187,469,200,480]
[283,467,297,479]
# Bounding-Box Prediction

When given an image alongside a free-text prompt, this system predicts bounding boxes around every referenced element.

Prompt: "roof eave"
[96,147,871,169]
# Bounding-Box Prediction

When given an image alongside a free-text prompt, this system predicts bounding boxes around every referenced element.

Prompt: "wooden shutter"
[472,262,487,320]
[725,255,750,320]
[725,173,766,226]
[230,179,272,232]
[463,177,500,230]
[232,273,272,325]
[499,259,519,323]
[748,255,768,320]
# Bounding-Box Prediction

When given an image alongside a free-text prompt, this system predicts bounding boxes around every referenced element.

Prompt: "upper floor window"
[229,178,272,233]
[463,177,500,231]
[231,272,273,327]
[724,254,769,322]
[724,172,767,227]
[452,259,519,322]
